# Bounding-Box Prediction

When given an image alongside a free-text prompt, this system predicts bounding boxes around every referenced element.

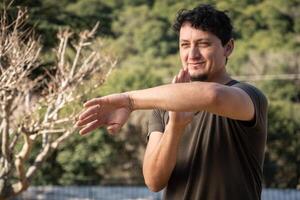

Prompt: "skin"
[75,23,255,192]
[143,68,194,192]
[179,22,233,83]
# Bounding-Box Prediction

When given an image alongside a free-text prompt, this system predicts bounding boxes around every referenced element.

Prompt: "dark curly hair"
[173,4,233,46]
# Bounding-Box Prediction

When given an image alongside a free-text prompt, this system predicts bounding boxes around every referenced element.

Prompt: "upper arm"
[145,109,165,158]
[207,84,255,121]
[144,131,163,159]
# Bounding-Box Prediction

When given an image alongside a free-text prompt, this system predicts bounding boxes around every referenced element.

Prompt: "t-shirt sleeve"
[147,109,165,141]
[233,83,268,130]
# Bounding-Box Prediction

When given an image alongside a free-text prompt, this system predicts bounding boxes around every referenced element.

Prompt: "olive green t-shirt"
[147,81,268,200]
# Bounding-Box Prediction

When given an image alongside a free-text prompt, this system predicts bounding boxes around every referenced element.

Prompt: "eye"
[180,43,190,48]
[197,42,210,47]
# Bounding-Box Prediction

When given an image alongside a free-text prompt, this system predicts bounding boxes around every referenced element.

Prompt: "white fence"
[13,186,300,200]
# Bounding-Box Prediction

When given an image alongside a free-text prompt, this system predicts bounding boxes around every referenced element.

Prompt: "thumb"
[107,123,121,135]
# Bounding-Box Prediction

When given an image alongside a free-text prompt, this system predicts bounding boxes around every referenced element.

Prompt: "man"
[76,4,268,200]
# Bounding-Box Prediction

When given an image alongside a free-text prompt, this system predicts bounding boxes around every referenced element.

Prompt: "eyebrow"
[180,39,210,43]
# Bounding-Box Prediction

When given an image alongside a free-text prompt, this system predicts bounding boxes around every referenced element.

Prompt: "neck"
[209,68,232,85]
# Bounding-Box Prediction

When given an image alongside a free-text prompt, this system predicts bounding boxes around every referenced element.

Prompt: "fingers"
[79,104,100,120]
[183,69,191,82]
[173,69,190,84]
[76,113,99,127]
[177,69,184,82]
[180,68,190,83]
[79,119,104,135]
[84,97,103,108]
[172,75,177,84]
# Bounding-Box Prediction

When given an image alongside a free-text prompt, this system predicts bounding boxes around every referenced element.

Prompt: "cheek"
[214,50,226,65]
[206,49,223,64]
[201,49,214,62]
[180,49,188,62]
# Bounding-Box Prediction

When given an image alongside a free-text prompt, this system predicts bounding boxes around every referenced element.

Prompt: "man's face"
[179,22,231,82]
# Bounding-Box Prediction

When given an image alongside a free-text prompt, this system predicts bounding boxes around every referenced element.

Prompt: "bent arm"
[143,122,185,192]
[129,82,254,121]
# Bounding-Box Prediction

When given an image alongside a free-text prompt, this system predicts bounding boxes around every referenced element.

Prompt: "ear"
[224,39,234,57]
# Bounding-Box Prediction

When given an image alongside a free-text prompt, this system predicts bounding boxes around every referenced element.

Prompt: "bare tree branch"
[0,4,114,198]
[0,95,13,177]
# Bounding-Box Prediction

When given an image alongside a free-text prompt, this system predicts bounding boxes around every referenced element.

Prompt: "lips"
[189,62,204,65]
[188,62,205,69]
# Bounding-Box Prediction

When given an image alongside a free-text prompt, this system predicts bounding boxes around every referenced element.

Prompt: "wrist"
[124,92,136,111]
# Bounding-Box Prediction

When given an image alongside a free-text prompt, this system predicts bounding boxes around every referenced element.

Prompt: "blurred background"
[0,0,299,199]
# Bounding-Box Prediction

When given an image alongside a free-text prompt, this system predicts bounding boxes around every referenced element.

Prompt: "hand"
[169,68,194,128]
[75,93,133,135]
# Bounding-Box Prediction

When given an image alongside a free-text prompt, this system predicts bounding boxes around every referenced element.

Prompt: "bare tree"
[0,6,115,199]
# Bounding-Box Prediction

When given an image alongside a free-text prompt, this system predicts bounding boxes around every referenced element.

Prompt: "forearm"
[143,123,185,192]
[128,82,218,112]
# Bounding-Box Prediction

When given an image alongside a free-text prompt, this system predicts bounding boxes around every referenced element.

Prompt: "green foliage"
[8,0,300,188]
[31,129,120,185]
[110,5,177,59]
[261,80,300,102]
[65,0,113,35]
[56,130,116,185]
[1,0,113,49]
[264,101,300,188]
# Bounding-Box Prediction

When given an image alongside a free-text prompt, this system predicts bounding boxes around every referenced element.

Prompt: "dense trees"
[1,0,299,189]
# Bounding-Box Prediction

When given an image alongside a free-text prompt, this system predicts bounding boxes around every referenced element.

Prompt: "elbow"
[144,178,166,192]
[204,83,222,108]
[143,167,166,192]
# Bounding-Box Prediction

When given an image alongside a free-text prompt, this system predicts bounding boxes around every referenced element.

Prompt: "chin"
[190,74,208,82]
[188,70,208,81]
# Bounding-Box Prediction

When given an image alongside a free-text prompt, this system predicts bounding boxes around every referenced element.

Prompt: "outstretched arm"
[129,81,253,115]
[76,79,254,135]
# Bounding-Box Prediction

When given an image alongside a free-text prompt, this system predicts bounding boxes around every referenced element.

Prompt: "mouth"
[188,62,205,69]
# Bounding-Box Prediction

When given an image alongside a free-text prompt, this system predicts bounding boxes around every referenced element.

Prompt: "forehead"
[179,22,219,42]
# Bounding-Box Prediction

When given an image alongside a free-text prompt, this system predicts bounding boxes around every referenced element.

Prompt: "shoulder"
[232,81,268,128]
[148,109,168,137]
[150,109,168,119]
[149,109,169,126]
[232,81,268,106]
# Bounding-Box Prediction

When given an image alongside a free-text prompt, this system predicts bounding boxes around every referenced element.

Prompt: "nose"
[188,46,201,60]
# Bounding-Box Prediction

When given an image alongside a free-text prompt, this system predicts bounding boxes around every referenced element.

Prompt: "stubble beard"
[190,74,208,82]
